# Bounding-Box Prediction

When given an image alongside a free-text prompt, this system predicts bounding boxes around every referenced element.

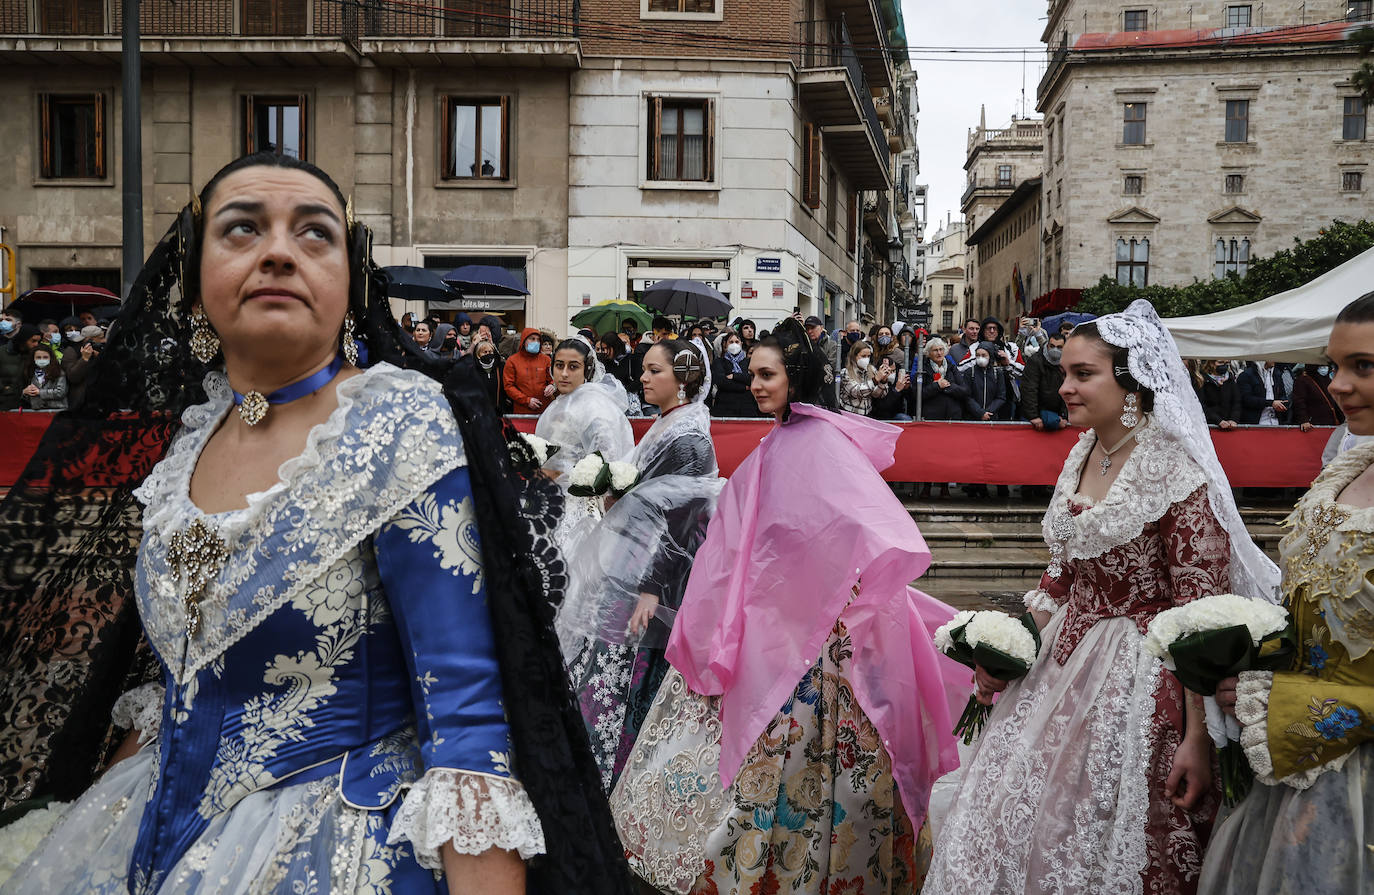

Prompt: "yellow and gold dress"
[1199,441,1374,894]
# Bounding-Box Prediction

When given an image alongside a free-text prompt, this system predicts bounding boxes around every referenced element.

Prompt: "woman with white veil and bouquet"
[925,300,1280,895]
[557,340,724,790]
[530,337,634,554]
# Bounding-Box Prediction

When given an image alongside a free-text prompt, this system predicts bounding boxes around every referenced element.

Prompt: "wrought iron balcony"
[794,17,890,189]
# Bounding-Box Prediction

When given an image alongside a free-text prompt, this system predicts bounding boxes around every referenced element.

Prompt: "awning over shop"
[429,296,527,312]
[1031,288,1083,317]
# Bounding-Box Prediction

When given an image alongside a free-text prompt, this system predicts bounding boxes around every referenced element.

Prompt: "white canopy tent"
[1163,245,1374,362]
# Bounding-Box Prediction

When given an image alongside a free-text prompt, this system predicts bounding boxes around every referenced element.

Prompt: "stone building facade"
[966,177,1043,325]
[961,113,1043,320]
[920,217,968,337]
[1039,1,1373,297]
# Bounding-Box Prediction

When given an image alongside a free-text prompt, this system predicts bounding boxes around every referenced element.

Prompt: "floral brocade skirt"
[610,621,918,895]
[1198,743,1374,895]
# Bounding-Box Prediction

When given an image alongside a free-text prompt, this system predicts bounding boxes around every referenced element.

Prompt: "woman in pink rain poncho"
[610,317,963,895]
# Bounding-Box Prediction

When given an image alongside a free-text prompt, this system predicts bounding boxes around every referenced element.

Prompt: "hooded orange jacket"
[502,327,552,413]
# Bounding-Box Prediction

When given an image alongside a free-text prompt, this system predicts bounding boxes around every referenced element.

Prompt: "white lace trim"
[133,364,465,684]
[386,768,546,869]
[1235,671,1274,779]
[111,683,164,745]
[1024,588,1060,613]
[1043,423,1208,563]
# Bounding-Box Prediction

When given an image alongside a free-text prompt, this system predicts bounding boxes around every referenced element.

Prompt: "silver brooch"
[167,518,229,638]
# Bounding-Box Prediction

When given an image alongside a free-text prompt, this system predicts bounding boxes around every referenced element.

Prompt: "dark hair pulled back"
[1068,321,1156,413]
[650,339,706,401]
[1336,290,1374,325]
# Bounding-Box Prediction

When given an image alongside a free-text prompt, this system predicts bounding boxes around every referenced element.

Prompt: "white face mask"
[34,358,50,369]
[66,331,83,342]
[856,356,870,370]
[726,342,743,356]
[975,356,991,368]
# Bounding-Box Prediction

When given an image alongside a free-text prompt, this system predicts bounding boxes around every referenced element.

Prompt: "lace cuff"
[111,682,164,745]
[1023,589,1060,613]
[386,768,546,870]
[1235,671,1274,779]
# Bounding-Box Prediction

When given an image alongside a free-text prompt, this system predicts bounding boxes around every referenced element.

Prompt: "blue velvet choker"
[232,354,346,426]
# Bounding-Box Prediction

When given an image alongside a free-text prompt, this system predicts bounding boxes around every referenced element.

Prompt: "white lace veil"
[1094,300,1281,605]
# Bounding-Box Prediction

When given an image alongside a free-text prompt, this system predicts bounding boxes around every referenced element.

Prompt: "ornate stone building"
[961,112,1043,321]
[1037,0,1372,305]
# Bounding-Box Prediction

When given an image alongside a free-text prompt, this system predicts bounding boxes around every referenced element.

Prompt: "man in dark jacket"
[1197,360,1242,429]
[1022,332,1068,430]
[1237,360,1290,425]
[0,324,41,411]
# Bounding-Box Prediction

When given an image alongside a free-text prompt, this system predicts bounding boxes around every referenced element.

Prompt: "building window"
[1343,171,1364,191]
[1225,5,1252,27]
[40,0,104,33]
[40,93,106,179]
[1344,97,1367,141]
[826,167,838,234]
[802,122,821,208]
[1115,237,1149,287]
[1215,237,1251,278]
[242,0,307,36]
[442,97,508,180]
[646,0,717,11]
[1123,9,1148,31]
[1224,173,1245,194]
[942,283,955,302]
[1123,102,1147,144]
[243,95,307,159]
[996,164,1012,187]
[1123,173,1144,194]
[1352,1,1374,22]
[1224,100,1249,142]
[648,97,714,182]
[942,310,954,330]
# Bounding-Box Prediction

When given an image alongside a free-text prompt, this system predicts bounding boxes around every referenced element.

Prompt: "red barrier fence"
[0,412,1329,489]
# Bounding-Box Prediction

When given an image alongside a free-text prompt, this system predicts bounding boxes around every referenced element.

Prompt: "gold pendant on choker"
[167,518,229,638]
[237,391,269,426]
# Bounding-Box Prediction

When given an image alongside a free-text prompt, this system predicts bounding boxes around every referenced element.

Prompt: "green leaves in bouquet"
[1166,625,1296,696]
[567,450,613,497]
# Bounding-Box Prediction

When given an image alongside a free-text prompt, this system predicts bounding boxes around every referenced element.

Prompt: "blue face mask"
[877,335,892,347]
[525,340,541,354]
[48,332,61,345]
[0,320,13,334]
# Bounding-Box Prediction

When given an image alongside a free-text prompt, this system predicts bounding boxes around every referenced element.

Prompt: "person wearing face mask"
[458,337,508,412]
[1291,362,1344,431]
[1196,359,1242,430]
[37,321,65,362]
[869,354,913,421]
[1021,332,1069,431]
[869,323,907,372]
[0,324,42,411]
[22,344,68,410]
[709,332,761,418]
[964,343,1008,423]
[838,340,887,416]
[502,326,554,414]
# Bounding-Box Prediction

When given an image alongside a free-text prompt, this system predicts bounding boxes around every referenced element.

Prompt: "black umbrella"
[640,278,732,318]
[382,266,460,303]
[441,264,529,296]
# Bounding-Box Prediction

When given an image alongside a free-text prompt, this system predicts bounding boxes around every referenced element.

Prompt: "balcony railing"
[1038,30,1070,99]
[2,1,577,39]
[795,17,886,155]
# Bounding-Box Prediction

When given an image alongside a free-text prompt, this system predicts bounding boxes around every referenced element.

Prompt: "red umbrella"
[9,284,120,321]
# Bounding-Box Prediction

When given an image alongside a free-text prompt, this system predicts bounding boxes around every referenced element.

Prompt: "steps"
[906,496,1292,610]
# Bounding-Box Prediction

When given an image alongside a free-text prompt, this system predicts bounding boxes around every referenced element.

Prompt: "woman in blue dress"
[0,153,631,894]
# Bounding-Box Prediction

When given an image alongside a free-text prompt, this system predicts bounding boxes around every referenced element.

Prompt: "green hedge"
[1074,219,1374,318]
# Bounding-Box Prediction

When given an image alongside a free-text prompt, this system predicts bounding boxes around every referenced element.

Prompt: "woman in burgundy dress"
[925,300,1280,894]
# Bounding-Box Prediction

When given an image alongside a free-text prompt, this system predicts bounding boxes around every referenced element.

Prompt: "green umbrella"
[571,299,653,333]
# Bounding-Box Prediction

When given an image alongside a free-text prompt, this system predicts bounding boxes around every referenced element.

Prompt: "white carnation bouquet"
[1143,593,1293,804]
[567,452,641,498]
[932,609,1042,744]
[0,801,68,886]
[606,461,641,499]
[513,432,561,467]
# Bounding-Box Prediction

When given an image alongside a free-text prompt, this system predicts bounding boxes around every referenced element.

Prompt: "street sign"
[755,257,781,273]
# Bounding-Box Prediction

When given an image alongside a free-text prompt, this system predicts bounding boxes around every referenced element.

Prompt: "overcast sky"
[901,1,1049,233]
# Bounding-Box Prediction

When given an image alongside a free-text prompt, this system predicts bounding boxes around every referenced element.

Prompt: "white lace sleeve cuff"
[111,682,164,745]
[386,768,546,870]
[1235,671,1274,779]
[1023,589,1060,613]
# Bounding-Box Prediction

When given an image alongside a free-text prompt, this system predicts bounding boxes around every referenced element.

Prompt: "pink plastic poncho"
[665,404,964,820]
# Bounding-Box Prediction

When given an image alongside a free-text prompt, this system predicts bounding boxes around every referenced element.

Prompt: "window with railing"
[38,0,103,33]
[1344,97,1367,141]
[1352,1,1374,22]
[1215,237,1251,278]
[1123,103,1147,144]
[648,97,714,182]
[442,97,509,180]
[996,165,1012,187]
[1225,173,1245,194]
[1115,237,1149,286]
[1343,171,1364,191]
[243,95,307,159]
[1123,174,1143,195]
[1224,100,1249,142]
[40,93,105,179]
[242,0,307,36]
[803,122,821,208]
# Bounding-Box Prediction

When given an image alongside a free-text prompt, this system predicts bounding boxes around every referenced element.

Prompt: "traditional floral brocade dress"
[1199,441,1374,894]
[926,423,1225,895]
[0,364,545,894]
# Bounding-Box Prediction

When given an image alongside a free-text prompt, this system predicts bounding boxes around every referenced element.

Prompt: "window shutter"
[298,93,309,160]
[93,93,105,178]
[40,96,53,178]
[499,95,510,179]
[439,97,452,178]
[243,95,255,155]
[704,98,715,182]
[649,96,662,180]
[804,122,821,209]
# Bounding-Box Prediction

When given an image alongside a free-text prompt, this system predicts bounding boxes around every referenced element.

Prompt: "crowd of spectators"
[0,307,109,412]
